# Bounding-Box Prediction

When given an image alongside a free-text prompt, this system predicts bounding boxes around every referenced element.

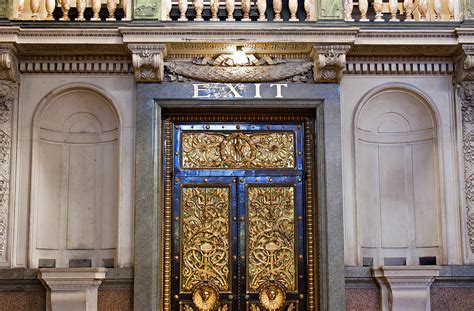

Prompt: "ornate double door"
[166,120,314,311]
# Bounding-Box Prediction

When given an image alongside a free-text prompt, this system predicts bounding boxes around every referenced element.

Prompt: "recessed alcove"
[30,87,120,268]
[354,88,442,266]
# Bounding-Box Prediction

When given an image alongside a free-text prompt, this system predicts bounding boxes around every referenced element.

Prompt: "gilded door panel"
[181,186,231,292]
[240,176,306,308]
[247,185,296,292]
[181,131,296,169]
[174,123,304,176]
[169,121,310,311]
[172,177,238,310]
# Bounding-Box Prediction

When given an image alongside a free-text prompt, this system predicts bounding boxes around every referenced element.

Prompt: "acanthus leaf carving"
[129,44,167,83]
[311,44,350,83]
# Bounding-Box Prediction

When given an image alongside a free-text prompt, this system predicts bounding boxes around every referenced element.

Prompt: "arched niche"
[354,88,442,266]
[30,87,119,268]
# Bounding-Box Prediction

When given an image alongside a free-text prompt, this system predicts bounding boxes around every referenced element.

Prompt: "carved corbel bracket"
[456,44,474,83]
[311,45,350,83]
[0,45,19,83]
[129,44,167,83]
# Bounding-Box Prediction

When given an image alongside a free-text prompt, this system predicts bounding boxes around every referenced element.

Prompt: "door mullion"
[237,178,246,311]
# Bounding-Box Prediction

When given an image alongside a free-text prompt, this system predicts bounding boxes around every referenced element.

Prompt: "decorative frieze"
[165,60,313,83]
[129,44,167,83]
[311,45,350,83]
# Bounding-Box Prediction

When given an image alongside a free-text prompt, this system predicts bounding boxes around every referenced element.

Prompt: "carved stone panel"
[0,81,14,262]
[459,81,474,252]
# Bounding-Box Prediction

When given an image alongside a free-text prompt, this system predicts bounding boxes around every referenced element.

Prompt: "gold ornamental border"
[162,112,318,311]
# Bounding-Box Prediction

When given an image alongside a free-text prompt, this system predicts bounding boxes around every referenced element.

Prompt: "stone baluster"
[30,0,40,19]
[226,0,235,21]
[374,0,383,21]
[60,0,70,20]
[434,0,442,21]
[344,0,354,21]
[242,0,251,21]
[359,0,369,21]
[210,0,219,21]
[77,0,86,20]
[448,0,454,20]
[304,0,311,20]
[162,0,172,20]
[257,0,267,21]
[273,0,283,21]
[403,0,413,21]
[91,0,101,20]
[107,0,117,20]
[389,0,399,21]
[194,0,204,21]
[178,0,188,21]
[17,0,24,19]
[419,0,428,21]
[289,0,298,21]
[45,0,55,20]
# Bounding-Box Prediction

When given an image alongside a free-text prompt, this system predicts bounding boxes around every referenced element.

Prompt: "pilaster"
[0,44,17,266]
[38,268,107,311]
[129,44,167,83]
[456,44,474,263]
[311,45,350,83]
[372,266,440,311]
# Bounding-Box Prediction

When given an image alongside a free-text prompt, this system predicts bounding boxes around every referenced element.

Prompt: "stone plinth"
[372,266,440,311]
[38,268,107,311]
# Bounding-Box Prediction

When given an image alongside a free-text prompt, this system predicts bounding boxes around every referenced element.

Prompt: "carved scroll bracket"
[129,44,167,83]
[310,44,350,83]
[0,45,19,83]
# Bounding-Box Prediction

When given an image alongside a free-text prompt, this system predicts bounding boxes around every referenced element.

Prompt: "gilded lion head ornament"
[192,282,219,311]
[258,282,286,311]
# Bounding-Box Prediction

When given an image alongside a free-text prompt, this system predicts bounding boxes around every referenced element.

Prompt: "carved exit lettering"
[192,83,288,99]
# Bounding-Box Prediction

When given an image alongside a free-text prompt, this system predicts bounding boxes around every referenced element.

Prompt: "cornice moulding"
[16,28,123,45]
[119,26,359,44]
[355,29,458,45]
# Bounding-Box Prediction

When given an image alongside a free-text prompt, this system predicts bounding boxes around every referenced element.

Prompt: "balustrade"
[162,0,316,21]
[15,0,131,20]
[343,0,458,22]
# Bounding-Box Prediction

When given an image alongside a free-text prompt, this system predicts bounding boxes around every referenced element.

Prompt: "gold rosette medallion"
[192,282,219,311]
[258,282,286,311]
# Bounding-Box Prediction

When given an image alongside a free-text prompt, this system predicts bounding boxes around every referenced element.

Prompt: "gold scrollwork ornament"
[192,282,219,311]
[258,282,286,311]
